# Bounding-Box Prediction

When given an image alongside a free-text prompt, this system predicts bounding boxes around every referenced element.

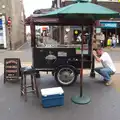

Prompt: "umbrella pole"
[80,25,84,97]
[71,25,91,105]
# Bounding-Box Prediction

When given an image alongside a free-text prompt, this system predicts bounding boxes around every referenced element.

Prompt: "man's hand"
[92,50,97,56]
[92,50,101,62]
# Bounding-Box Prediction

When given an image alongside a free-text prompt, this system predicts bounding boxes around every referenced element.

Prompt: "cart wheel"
[55,66,77,86]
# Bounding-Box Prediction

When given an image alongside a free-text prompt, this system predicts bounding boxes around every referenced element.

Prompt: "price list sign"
[4,58,21,83]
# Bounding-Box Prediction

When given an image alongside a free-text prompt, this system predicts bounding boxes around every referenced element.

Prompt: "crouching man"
[92,47,116,86]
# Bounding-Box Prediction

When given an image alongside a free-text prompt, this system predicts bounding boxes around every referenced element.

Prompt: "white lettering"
[104,23,117,28]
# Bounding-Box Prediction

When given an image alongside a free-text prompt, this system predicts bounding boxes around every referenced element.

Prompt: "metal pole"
[90,25,95,77]
[8,28,12,50]
[71,25,91,105]
[80,25,84,97]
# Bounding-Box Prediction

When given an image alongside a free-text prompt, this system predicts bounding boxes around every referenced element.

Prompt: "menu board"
[4,58,21,83]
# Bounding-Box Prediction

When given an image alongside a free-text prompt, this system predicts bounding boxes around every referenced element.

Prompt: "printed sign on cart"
[58,52,67,57]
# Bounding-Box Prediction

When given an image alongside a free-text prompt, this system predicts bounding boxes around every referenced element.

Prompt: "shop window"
[0,18,4,45]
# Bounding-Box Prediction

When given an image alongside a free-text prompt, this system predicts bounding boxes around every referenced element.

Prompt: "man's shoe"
[105,80,112,86]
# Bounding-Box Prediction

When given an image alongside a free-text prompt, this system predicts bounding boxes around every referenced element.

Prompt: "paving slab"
[0,71,120,120]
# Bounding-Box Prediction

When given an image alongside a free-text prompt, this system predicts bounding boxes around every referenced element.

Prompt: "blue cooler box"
[41,87,64,108]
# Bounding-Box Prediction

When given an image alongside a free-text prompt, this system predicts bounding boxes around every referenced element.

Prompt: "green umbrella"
[38,0,120,20]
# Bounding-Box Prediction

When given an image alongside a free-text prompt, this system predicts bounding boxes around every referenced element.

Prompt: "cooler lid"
[41,87,64,96]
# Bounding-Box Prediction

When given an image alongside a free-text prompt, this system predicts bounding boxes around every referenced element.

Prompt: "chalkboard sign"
[4,58,21,83]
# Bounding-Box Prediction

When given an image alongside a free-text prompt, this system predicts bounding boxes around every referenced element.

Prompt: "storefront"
[96,21,120,46]
[0,15,7,49]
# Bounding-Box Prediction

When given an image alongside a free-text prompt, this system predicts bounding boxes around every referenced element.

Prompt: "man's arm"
[92,51,101,62]
[93,54,101,62]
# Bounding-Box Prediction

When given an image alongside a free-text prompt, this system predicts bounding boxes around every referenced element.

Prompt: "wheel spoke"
[57,67,75,85]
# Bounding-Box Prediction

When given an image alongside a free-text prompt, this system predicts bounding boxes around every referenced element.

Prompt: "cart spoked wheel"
[55,66,77,86]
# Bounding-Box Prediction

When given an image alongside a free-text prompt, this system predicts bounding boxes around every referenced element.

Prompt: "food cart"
[25,1,119,86]
[26,16,95,86]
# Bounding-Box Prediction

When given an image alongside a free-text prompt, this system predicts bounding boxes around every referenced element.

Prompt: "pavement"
[104,46,120,51]
[0,73,120,120]
[0,41,120,120]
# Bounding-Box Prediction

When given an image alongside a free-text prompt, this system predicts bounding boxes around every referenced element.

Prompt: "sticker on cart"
[76,48,88,54]
[58,52,67,57]
[76,48,80,54]
[83,50,88,54]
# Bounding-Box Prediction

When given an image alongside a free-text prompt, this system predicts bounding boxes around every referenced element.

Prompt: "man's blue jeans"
[94,67,114,81]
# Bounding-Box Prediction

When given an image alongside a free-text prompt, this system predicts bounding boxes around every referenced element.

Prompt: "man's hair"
[96,47,103,51]
[93,44,103,51]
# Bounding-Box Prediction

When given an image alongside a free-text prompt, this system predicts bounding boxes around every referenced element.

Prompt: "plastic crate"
[41,87,64,108]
